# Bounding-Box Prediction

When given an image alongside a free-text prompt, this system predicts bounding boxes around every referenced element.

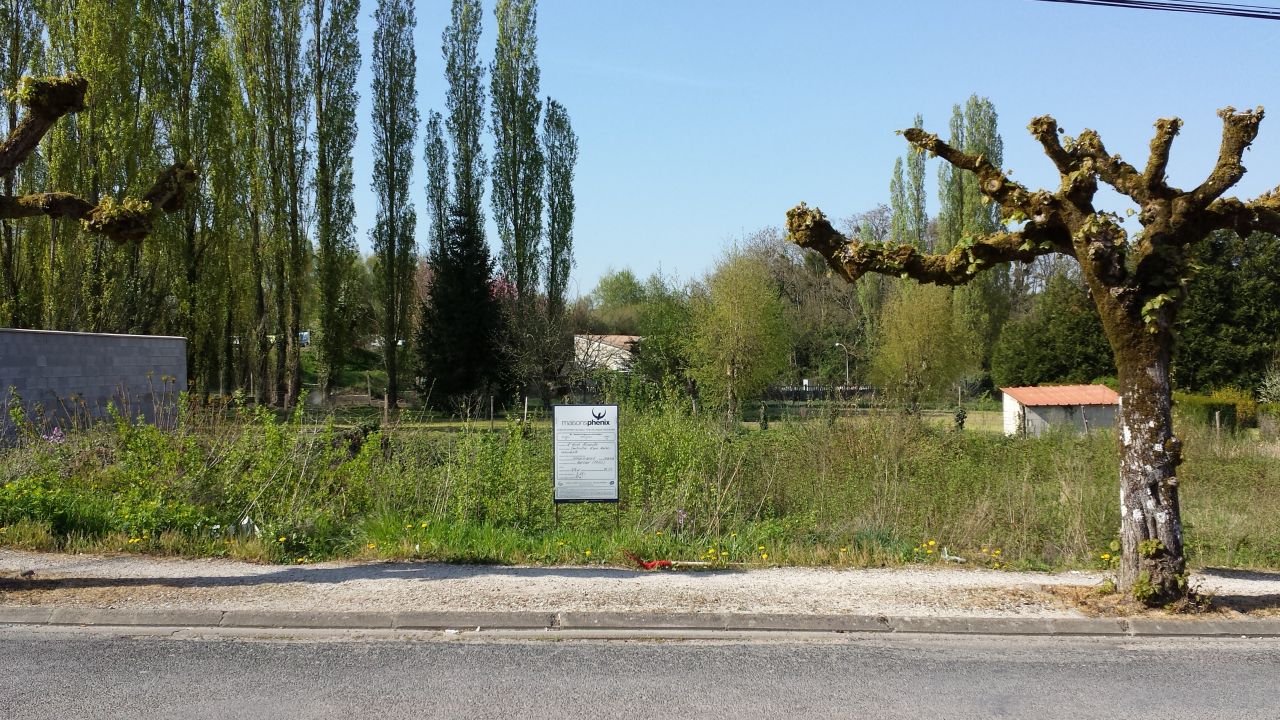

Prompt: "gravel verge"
[2,550,1278,619]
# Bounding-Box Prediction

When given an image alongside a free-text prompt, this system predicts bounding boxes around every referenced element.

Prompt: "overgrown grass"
[2,395,1278,570]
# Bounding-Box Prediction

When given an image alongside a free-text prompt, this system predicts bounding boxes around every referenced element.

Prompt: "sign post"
[552,404,619,504]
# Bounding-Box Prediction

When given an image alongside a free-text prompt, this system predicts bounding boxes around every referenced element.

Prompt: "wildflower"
[927,540,937,547]
[993,562,1002,569]
[926,548,934,554]
[420,522,428,528]
[730,533,737,538]
[761,553,768,561]
[839,547,848,553]
[584,549,592,556]
[981,546,989,553]
[757,545,765,551]
[993,548,1002,556]
[655,531,662,536]
[367,542,377,549]
[1101,553,1111,560]
[278,536,287,543]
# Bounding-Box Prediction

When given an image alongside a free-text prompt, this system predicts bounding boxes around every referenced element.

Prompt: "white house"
[573,335,641,373]
[1001,384,1120,437]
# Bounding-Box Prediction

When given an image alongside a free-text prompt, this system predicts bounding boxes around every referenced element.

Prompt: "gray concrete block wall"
[0,329,186,436]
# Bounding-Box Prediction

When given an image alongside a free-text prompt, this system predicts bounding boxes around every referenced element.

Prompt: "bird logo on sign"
[591,408,606,421]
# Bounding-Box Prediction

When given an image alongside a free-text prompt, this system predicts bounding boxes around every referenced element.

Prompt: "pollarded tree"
[788,107,1280,605]
[0,76,195,244]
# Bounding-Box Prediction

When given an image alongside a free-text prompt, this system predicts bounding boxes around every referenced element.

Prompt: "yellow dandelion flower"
[278,536,287,543]
[993,548,1002,556]
[584,549,592,556]
[839,547,848,553]
[927,540,937,547]
[926,548,934,554]
[420,522,428,528]
[655,531,662,536]
[1101,553,1111,560]
[367,542,377,549]
[757,545,765,551]
[761,553,768,561]
[981,547,989,553]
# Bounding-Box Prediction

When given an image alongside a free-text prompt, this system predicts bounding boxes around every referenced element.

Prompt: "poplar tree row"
[0,0,577,409]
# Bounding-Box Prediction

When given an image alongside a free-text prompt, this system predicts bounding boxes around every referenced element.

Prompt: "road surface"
[1,627,1276,718]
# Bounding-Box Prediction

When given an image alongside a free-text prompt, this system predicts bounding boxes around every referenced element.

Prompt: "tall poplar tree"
[889,157,908,245]
[542,97,576,320]
[416,0,500,404]
[0,0,43,327]
[370,0,418,408]
[445,0,486,225]
[943,95,1009,369]
[906,113,927,249]
[490,0,543,304]
[310,0,360,397]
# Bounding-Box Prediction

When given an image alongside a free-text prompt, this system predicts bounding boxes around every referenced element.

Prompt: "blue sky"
[350,0,1280,299]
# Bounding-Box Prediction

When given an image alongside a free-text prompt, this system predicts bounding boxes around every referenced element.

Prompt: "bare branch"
[1073,129,1148,204]
[0,75,88,177]
[902,127,1036,216]
[1027,115,1075,175]
[786,204,1061,287]
[0,192,94,221]
[1188,106,1264,209]
[1204,190,1280,238]
[0,163,198,242]
[1142,118,1182,193]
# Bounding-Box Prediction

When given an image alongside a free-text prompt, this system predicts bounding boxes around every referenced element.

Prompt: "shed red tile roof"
[1000,384,1119,407]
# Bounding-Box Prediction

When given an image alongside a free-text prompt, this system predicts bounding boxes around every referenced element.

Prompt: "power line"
[1035,0,1280,20]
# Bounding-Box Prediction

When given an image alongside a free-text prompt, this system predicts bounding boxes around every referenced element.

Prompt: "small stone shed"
[1,328,186,436]
[1001,384,1120,437]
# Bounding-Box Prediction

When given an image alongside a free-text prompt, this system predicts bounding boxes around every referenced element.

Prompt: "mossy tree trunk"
[1093,294,1185,602]
[788,106,1280,605]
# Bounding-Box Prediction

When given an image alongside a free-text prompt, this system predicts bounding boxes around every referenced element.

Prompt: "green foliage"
[3,400,1280,569]
[543,98,578,318]
[870,282,976,404]
[689,252,792,415]
[371,0,420,406]
[311,0,361,396]
[991,272,1114,387]
[1176,231,1280,392]
[416,207,501,403]
[1173,392,1237,430]
[490,0,543,302]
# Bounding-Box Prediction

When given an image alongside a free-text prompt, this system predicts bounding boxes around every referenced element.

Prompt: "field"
[2,396,1278,573]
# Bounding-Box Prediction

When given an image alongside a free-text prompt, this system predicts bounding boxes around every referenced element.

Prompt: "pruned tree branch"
[1188,106,1264,210]
[1073,129,1148,205]
[785,203,1059,286]
[1028,115,1075,176]
[0,74,198,243]
[1142,117,1182,193]
[0,74,88,177]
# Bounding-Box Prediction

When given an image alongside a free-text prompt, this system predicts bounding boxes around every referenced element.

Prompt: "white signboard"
[553,404,619,503]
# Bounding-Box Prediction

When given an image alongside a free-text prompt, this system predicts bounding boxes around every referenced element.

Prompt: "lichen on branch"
[785,203,1058,286]
[0,74,197,243]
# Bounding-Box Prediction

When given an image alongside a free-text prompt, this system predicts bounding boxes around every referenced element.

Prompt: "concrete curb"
[3,606,1280,637]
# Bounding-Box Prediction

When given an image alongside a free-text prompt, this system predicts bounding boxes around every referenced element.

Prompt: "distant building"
[573,335,641,373]
[1001,384,1119,437]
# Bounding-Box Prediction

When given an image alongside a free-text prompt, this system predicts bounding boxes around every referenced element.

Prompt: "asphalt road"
[1,628,1277,719]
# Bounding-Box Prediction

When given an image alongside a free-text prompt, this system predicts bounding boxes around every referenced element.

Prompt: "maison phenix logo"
[561,407,612,426]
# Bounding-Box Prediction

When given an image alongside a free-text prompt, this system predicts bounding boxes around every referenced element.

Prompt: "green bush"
[1173,392,1238,431]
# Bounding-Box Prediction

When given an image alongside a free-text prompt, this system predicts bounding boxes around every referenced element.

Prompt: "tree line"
[577,96,1280,416]
[0,0,577,411]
